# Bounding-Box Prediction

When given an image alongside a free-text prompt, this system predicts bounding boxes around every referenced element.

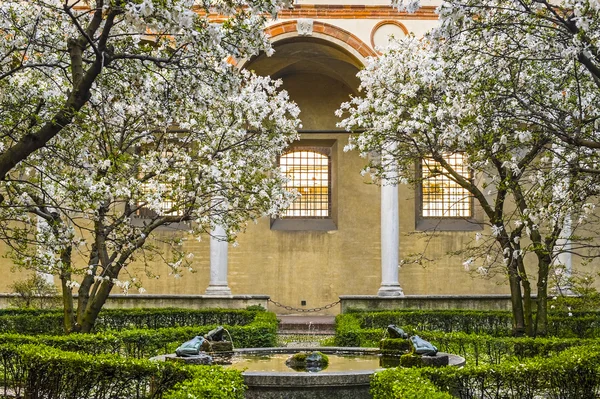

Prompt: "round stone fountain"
[152,325,464,399]
[226,346,465,399]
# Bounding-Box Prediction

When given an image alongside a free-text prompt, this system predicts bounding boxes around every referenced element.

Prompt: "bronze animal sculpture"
[175,336,207,357]
[387,324,408,339]
[410,335,438,356]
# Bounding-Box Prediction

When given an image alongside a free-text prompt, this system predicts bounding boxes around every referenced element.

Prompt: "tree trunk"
[535,255,551,336]
[521,281,533,337]
[58,246,77,334]
[79,277,116,333]
[516,258,534,336]
[59,278,76,333]
[77,244,99,324]
[508,264,526,336]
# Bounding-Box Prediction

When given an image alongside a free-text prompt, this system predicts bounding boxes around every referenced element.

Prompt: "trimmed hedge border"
[0,343,192,399]
[371,345,600,399]
[0,312,278,358]
[415,330,591,366]
[0,343,246,399]
[0,307,264,335]
[336,310,600,346]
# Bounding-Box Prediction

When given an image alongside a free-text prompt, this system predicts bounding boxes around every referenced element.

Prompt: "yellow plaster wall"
[0,239,33,292]
[2,20,600,316]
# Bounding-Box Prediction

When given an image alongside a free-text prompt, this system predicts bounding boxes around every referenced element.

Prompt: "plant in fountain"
[285,351,330,372]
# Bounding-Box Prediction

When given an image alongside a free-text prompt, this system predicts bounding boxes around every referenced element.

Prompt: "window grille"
[136,180,184,218]
[279,148,331,218]
[422,153,472,218]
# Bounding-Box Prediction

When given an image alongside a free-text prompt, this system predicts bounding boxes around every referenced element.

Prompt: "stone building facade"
[1,0,593,314]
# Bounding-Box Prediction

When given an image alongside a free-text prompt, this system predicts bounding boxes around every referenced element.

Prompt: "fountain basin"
[228,347,464,399]
[153,347,464,399]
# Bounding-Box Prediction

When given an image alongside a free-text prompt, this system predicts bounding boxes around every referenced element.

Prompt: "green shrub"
[0,343,192,399]
[371,368,453,399]
[92,308,258,331]
[399,353,424,368]
[338,310,600,344]
[164,367,246,399]
[415,330,590,365]
[380,338,412,355]
[0,307,274,336]
[334,314,382,347]
[0,316,277,358]
[372,346,600,399]
[357,310,514,336]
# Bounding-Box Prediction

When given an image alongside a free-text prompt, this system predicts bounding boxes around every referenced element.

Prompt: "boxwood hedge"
[337,310,600,346]
[0,343,193,399]
[0,311,278,358]
[0,307,266,335]
[372,345,600,399]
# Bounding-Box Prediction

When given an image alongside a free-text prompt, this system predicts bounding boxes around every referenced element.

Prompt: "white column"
[205,198,232,295]
[378,143,404,297]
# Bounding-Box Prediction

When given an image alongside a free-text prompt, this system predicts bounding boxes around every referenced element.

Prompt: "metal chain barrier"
[268,298,341,313]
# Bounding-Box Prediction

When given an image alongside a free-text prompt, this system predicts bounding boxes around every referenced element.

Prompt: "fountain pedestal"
[164,353,213,365]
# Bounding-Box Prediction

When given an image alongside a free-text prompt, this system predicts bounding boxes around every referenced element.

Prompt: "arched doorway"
[229,29,383,314]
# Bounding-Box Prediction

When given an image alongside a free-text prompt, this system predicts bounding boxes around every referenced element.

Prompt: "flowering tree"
[338,0,600,336]
[0,0,287,185]
[0,0,300,333]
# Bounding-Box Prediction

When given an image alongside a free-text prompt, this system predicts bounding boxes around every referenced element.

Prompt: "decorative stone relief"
[297,19,314,36]
[371,21,408,51]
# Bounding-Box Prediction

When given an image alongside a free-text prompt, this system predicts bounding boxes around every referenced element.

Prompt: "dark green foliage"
[371,368,453,399]
[337,310,600,348]
[163,367,246,399]
[416,330,591,365]
[92,308,259,331]
[356,310,514,336]
[334,314,382,347]
[0,312,277,358]
[0,312,66,335]
[380,338,412,355]
[0,343,193,399]
[372,346,600,399]
[0,307,270,335]
[399,353,423,368]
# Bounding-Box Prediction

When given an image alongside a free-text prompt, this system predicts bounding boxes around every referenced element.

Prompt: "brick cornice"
[277,5,438,20]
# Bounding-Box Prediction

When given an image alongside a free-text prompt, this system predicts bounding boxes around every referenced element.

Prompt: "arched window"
[279,148,331,218]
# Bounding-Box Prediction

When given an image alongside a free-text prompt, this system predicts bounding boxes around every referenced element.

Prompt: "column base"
[377,285,404,297]
[205,285,232,296]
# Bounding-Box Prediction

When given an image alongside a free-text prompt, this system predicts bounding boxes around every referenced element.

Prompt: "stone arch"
[264,20,377,61]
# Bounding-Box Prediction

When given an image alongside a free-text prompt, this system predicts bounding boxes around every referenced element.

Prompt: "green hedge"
[0,343,193,399]
[0,307,268,335]
[356,310,514,336]
[164,367,246,399]
[338,310,600,342]
[371,346,600,399]
[0,312,278,357]
[371,368,453,399]
[416,330,591,365]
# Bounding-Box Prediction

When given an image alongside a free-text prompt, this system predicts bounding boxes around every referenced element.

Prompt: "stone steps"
[277,315,336,335]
